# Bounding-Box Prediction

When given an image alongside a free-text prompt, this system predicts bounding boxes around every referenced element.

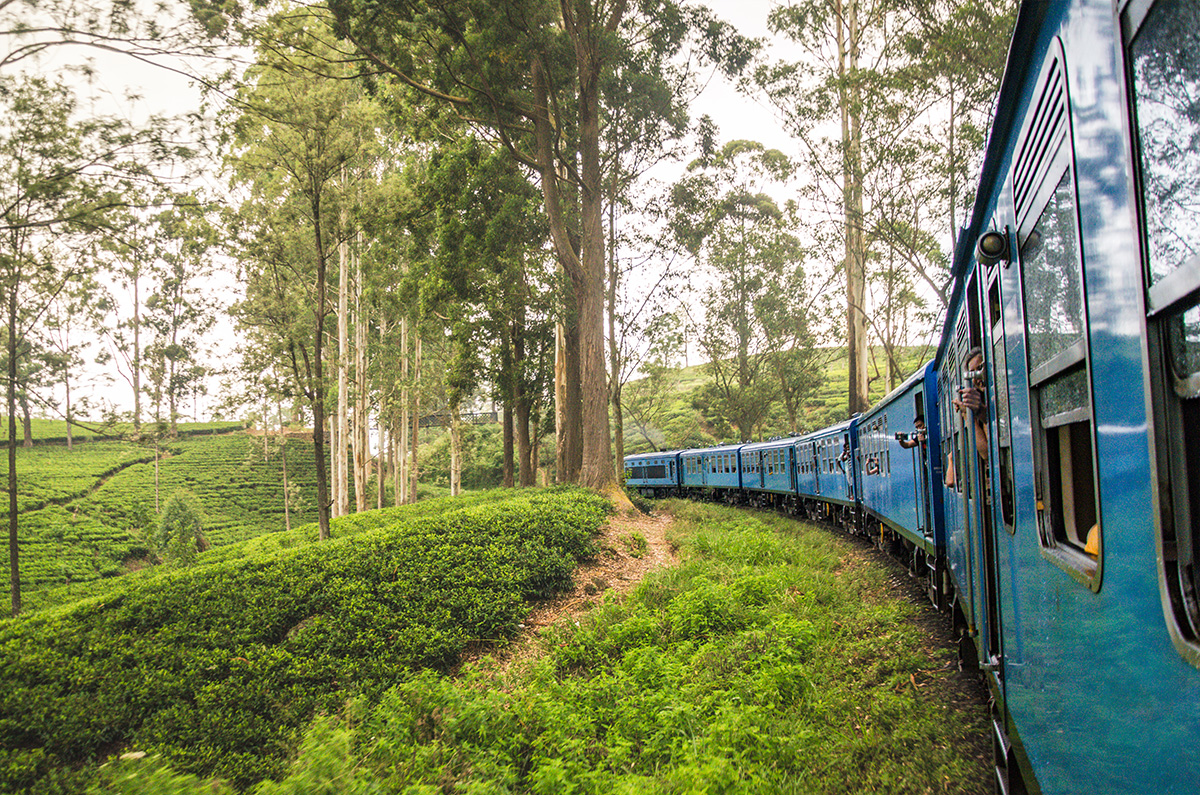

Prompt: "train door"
[958,271,1003,671]
[912,391,931,542]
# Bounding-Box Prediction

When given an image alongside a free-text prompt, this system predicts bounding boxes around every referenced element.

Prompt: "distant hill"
[0,424,327,606]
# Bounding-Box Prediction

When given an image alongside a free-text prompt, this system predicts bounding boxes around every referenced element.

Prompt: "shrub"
[0,488,611,792]
[156,492,206,566]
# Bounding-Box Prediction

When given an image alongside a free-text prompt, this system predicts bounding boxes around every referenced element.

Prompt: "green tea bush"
[0,488,611,793]
[241,501,989,795]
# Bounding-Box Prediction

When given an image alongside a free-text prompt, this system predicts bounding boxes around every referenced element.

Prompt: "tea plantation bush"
[22,491,519,615]
[0,487,611,794]
[10,433,329,595]
[213,501,989,795]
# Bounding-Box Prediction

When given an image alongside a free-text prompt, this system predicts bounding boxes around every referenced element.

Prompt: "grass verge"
[102,499,989,794]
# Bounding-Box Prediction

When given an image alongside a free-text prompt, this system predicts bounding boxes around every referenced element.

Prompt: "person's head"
[914,418,926,431]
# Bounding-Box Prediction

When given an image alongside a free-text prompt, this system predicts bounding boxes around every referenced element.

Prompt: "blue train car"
[856,362,946,604]
[622,451,680,498]
[678,444,745,500]
[793,418,859,528]
[935,0,1200,791]
[738,437,798,510]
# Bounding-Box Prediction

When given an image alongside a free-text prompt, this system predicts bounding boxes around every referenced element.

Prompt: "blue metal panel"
[858,362,939,554]
[740,438,800,495]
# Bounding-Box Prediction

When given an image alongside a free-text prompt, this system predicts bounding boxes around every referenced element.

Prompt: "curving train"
[625,1,1200,792]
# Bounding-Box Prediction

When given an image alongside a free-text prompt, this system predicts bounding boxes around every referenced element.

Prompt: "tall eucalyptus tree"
[226,9,385,540]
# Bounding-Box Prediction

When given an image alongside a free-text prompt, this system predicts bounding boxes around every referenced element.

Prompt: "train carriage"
[856,362,947,605]
[678,444,745,501]
[793,418,860,528]
[738,437,799,510]
[622,451,681,498]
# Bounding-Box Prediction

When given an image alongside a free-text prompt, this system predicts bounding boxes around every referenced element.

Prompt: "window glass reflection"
[1021,169,1085,372]
[1039,366,1090,422]
[1131,0,1200,284]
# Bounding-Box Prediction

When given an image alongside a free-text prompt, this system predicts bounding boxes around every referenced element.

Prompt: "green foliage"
[232,501,989,794]
[13,432,327,605]
[155,492,206,566]
[0,488,611,793]
[618,532,648,559]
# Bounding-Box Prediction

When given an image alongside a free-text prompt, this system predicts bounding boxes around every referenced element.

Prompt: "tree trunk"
[353,251,367,513]
[64,366,72,451]
[336,200,350,518]
[841,0,869,415]
[8,270,21,616]
[310,195,332,541]
[449,402,462,496]
[607,180,624,470]
[19,394,31,448]
[133,266,141,433]
[398,315,408,505]
[409,334,421,503]
[533,57,584,485]
[277,398,292,533]
[502,396,515,488]
[514,335,534,488]
[563,2,619,494]
[377,421,386,509]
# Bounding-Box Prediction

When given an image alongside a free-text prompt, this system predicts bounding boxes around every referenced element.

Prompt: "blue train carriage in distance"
[677,443,745,502]
[738,436,800,511]
[792,417,860,529]
[935,0,1200,792]
[622,450,681,498]
[856,361,946,606]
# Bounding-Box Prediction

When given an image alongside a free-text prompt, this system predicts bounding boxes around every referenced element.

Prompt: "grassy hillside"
[0,488,611,793]
[0,426,326,599]
[622,345,934,454]
[75,499,990,795]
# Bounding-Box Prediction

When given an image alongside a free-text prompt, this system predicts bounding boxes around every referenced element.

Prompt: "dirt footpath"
[522,509,676,632]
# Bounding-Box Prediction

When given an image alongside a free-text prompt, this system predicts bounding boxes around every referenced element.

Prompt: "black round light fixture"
[977,228,1010,267]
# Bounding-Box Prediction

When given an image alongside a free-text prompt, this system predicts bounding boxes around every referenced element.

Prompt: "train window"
[1126,0,1200,663]
[1126,0,1200,296]
[1018,157,1100,575]
[1009,41,1101,581]
[989,271,1017,532]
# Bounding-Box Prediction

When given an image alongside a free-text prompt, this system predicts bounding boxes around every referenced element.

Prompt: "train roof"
[623,450,682,461]
[739,436,804,452]
[859,360,934,420]
[797,416,858,443]
[680,442,748,456]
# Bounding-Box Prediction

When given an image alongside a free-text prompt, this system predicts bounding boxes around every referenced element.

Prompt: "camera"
[895,432,908,441]
[963,368,985,382]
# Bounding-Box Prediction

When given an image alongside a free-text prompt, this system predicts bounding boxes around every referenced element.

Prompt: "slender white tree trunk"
[450,403,462,497]
[353,253,367,512]
[409,335,421,504]
[399,315,409,504]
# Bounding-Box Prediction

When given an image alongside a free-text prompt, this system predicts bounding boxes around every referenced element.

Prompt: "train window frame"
[1014,40,1103,589]
[1122,0,1200,666]
[988,260,1018,534]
